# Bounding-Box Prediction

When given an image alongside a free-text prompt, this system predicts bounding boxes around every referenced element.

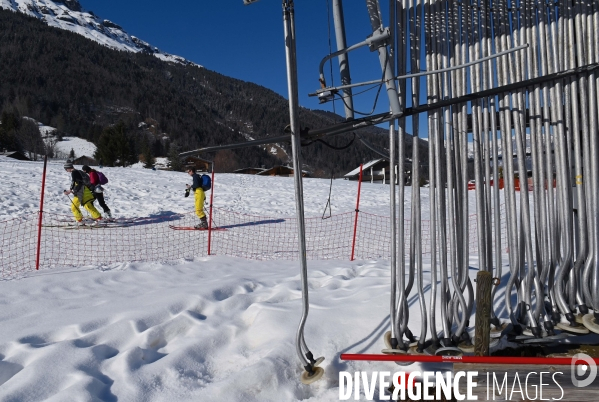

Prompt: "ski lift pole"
[35,155,48,270]
[350,164,363,261]
[282,0,324,384]
[207,163,215,255]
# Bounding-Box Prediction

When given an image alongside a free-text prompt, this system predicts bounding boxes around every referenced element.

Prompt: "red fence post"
[36,155,48,270]
[350,164,363,261]
[207,164,215,255]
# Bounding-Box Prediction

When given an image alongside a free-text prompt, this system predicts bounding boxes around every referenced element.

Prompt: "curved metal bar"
[435,0,451,341]
[424,0,439,342]
[394,0,408,344]
[407,0,427,346]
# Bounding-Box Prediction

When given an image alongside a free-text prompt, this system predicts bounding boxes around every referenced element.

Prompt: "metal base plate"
[521,332,571,344]
[300,366,324,385]
[556,322,590,335]
[582,314,599,334]
[434,346,463,356]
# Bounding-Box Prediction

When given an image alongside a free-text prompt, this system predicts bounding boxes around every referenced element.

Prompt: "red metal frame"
[36,155,48,270]
[350,164,363,261]
[341,353,599,366]
[207,165,215,255]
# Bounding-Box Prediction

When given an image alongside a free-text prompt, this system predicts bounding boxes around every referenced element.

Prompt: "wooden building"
[183,156,212,173]
[73,156,97,166]
[257,165,309,177]
[344,159,412,185]
[0,151,30,161]
[233,167,266,175]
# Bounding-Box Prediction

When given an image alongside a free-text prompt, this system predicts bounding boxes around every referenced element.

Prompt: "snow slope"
[0,0,200,67]
[0,158,402,221]
[53,136,97,160]
[0,158,489,401]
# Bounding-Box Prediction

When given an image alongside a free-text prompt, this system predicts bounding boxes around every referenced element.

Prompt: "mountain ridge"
[0,0,198,67]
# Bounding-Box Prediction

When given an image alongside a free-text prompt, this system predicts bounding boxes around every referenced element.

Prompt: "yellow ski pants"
[194,188,206,219]
[71,187,101,221]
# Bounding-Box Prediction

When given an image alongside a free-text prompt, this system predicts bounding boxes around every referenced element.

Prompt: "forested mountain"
[0,8,426,176]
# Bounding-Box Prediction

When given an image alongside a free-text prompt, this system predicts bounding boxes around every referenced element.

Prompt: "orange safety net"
[0,206,508,279]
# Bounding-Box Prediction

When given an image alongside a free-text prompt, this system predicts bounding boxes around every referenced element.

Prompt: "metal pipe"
[283,0,312,368]
[332,0,354,120]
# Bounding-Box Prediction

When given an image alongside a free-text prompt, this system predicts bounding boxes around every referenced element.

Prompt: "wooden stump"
[474,271,493,356]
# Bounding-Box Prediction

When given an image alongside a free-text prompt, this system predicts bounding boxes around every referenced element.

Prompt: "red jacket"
[89,170,100,186]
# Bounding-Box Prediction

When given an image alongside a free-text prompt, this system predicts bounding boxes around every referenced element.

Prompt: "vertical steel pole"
[35,155,48,270]
[365,0,402,115]
[332,0,354,120]
[351,164,363,261]
[283,0,315,372]
[207,163,215,255]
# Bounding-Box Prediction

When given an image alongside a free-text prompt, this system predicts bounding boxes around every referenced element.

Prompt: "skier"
[82,165,112,219]
[185,166,208,229]
[63,162,102,223]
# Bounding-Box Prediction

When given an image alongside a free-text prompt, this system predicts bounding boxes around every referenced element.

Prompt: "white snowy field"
[52,137,98,160]
[0,156,493,401]
[0,157,417,222]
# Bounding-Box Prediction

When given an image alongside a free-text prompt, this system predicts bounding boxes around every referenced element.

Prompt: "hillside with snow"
[0,0,199,67]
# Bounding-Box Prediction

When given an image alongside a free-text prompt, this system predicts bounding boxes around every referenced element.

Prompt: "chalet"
[183,156,212,173]
[257,165,309,177]
[0,150,30,161]
[72,156,97,166]
[344,159,413,184]
[233,167,266,175]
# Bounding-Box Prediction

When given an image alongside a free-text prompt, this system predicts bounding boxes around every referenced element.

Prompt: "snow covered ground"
[53,136,97,160]
[0,156,492,401]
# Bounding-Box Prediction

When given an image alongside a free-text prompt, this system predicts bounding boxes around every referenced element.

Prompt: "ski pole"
[64,191,86,217]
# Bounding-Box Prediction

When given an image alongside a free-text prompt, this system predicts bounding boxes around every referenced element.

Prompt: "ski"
[61,223,113,229]
[43,221,129,229]
[57,217,131,224]
[168,225,227,231]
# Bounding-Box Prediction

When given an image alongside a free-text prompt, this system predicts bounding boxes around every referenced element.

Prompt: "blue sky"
[78,0,399,118]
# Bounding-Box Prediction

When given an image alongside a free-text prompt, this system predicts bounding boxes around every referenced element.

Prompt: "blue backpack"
[201,174,211,191]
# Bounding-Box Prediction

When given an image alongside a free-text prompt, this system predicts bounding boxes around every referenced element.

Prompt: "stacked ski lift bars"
[302,0,599,384]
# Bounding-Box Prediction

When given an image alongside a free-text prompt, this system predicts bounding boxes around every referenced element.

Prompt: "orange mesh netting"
[0,206,508,279]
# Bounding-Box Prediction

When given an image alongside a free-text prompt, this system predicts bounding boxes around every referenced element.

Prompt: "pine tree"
[94,122,136,167]
[0,111,21,152]
[167,141,183,171]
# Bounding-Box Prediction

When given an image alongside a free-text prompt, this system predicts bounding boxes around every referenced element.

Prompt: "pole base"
[555,322,590,335]
[300,366,324,385]
[434,346,463,357]
[582,313,599,334]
